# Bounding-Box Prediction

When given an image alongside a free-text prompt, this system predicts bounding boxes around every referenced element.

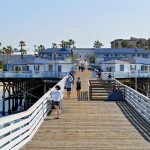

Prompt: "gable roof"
[39,48,71,54]
[8,57,51,65]
[104,59,129,64]
[131,57,150,64]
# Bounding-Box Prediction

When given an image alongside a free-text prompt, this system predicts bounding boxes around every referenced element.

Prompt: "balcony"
[0,71,68,78]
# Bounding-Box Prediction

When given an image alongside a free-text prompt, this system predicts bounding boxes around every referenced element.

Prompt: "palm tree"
[2,47,6,68]
[38,44,45,51]
[22,49,27,55]
[93,40,103,48]
[128,44,134,48]
[14,48,19,52]
[121,40,129,48]
[68,39,75,48]
[60,40,67,48]
[4,47,9,62]
[52,43,58,48]
[6,45,13,61]
[136,40,143,48]
[19,41,26,59]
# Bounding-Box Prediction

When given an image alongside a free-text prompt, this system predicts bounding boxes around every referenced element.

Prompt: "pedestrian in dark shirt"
[78,66,81,71]
[76,77,81,100]
[107,73,112,83]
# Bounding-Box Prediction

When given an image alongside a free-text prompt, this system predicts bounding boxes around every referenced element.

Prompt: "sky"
[0,0,150,51]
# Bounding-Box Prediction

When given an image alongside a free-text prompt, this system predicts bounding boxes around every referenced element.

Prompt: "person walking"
[65,75,73,98]
[107,73,112,83]
[50,85,61,119]
[76,77,81,100]
[78,66,81,71]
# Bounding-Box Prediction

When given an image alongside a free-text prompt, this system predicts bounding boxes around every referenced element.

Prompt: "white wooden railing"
[101,71,150,78]
[0,75,67,150]
[101,72,150,124]
[0,71,68,78]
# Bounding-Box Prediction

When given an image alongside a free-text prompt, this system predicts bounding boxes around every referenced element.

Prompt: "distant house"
[38,48,72,63]
[101,60,130,72]
[5,57,72,78]
[95,48,150,64]
[102,57,150,78]
[111,37,150,49]
[72,48,95,57]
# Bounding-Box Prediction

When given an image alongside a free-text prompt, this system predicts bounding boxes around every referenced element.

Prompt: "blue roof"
[39,48,71,54]
[95,48,150,54]
[104,57,123,61]
[9,57,50,65]
[132,57,150,64]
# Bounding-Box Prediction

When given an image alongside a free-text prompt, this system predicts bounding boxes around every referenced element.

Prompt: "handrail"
[0,71,68,78]
[101,71,150,78]
[0,75,67,150]
[101,72,150,124]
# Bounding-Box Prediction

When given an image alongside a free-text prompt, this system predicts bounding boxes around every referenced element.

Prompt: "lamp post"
[135,48,137,91]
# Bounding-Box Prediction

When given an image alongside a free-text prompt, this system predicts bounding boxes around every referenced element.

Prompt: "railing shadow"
[116,101,150,142]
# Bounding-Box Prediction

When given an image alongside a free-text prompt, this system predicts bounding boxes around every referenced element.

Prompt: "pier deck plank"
[21,70,150,150]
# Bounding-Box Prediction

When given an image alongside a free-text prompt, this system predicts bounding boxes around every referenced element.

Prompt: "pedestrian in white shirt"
[50,85,61,119]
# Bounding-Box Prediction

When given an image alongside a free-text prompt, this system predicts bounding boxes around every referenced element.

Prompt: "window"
[49,65,53,71]
[11,66,14,71]
[143,54,148,58]
[27,66,29,71]
[141,66,144,71]
[130,65,134,70]
[34,65,39,71]
[48,54,52,57]
[39,54,43,58]
[120,65,124,71]
[22,66,27,71]
[43,54,47,58]
[144,66,148,71]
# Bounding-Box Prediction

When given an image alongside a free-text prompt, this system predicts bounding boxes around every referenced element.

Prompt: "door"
[58,66,62,72]
[58,66,62,77]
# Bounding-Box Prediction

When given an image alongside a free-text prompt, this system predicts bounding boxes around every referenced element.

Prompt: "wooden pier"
[21,70,150,150]
[0,77,60,115]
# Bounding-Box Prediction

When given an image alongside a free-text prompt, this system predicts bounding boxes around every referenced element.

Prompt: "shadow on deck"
[116,101,150,142]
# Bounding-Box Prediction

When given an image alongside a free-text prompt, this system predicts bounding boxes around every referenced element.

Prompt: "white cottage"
[102,57,150,78]
[6,57,72,78]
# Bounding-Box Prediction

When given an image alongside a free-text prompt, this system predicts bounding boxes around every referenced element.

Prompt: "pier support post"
[12,83,15,111]
[8,82,11,115]
[15,83,19,110]
[2,82,5,116]
[19,82,23,106]
[44,83,46,93]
